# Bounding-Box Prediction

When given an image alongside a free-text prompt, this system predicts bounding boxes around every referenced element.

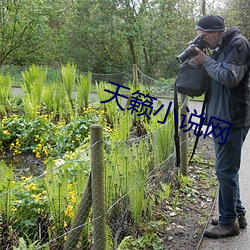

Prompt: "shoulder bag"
[175,58,209,97]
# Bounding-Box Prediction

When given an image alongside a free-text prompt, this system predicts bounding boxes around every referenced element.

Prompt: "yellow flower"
[43,147,49,157]
[12,207,17,212]
[14,149,22,155]
[65,205,74,218]
[36,152,41,159]
[3,130,9,135]
[71,195,76,204]
[26,183,37,191]
[32,193,42,201]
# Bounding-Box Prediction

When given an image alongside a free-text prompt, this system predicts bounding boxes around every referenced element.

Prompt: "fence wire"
[137,67,175,96]
[0,116,192,249]
[0,67,192,249]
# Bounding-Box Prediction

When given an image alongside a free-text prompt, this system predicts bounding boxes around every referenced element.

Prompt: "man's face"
[196,30,222,49]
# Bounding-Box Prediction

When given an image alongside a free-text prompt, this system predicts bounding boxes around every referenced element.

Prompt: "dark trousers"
[213,126,249,225]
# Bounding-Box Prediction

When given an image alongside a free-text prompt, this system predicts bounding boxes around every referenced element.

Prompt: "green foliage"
[43,159,68,230]
[0,65,196,249]
[0,151,91,248]
[0,0,52,65]
[61,63,76,101]
[21,65,47,118]
[172,190,180,210]
[0,65,25,85]
[96,81,123,128]
[0,161,14,222]
[43,85,56,113]
[12,176,48,240]
[13,235,46,250]
[144,110,175,165]
[110,110,132,141]
[0,73,12,116]
[0,115,56,156]
[117,233,163,250]
[158,182,171,203]
[76,72,92,110]
[105,136,153,227]
[0,108,101,157]
[0,0,228,77]
[178,172,192,189]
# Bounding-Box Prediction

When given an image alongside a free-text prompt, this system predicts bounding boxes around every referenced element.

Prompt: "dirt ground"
[159,134,217,250]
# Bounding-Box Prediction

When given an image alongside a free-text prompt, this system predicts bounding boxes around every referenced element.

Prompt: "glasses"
[198,32,214,40]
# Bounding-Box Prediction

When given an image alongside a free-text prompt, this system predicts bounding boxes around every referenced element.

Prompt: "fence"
[1,63,174,96]
[0,119,190,249]
[0,65,193,249]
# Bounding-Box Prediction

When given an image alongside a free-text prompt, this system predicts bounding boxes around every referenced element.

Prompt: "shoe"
[211,214,247,229]
[204,222,240,238]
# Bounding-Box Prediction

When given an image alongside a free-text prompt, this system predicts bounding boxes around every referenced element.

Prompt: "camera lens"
[176,44,198,63]
[176,36,208,63]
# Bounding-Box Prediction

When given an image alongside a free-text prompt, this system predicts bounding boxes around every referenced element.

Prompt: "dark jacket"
[203,26,250,128]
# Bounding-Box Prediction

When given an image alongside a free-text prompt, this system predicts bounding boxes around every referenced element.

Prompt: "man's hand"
[192,47,207,64]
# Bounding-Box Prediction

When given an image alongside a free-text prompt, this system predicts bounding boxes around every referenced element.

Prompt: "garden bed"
[0,65,218,249]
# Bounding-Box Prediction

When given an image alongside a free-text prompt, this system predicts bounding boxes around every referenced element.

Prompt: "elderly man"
[192,15,250,238]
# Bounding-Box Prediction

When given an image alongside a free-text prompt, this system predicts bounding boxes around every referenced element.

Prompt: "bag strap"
[174,79,180,168]
[188,48,210,164]
[174,79,208,167]
[188,91,208,164]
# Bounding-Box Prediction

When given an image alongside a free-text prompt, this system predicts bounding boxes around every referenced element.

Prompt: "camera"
[176,36,208,64]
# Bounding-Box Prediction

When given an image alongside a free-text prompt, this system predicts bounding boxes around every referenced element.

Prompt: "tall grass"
[0,161,14,223]
[43,84,56,114]
[0,73,12,116]
[96,81,122,127]
[144,104,175,165]
[61,63,76,102]
[76,72,92,112]
[21,65,47,118]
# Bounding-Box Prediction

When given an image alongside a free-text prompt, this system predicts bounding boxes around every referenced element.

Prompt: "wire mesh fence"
[0,113,191,249]
[3,64,174,100]
[0,65,192,249]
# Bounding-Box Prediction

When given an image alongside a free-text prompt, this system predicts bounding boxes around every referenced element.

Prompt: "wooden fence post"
[91,124,106,250]
[133,64,138,87]
[63,175,92,250]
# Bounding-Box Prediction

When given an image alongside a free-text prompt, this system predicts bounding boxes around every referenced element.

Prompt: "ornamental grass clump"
[96,81,120,128]
[60,63,76,103]
[21,65,47,118]
[76,72,92,111]
[144,105,175,165]
[0,73,12,117]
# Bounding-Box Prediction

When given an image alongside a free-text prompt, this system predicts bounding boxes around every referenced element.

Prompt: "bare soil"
[159,134,217,250]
